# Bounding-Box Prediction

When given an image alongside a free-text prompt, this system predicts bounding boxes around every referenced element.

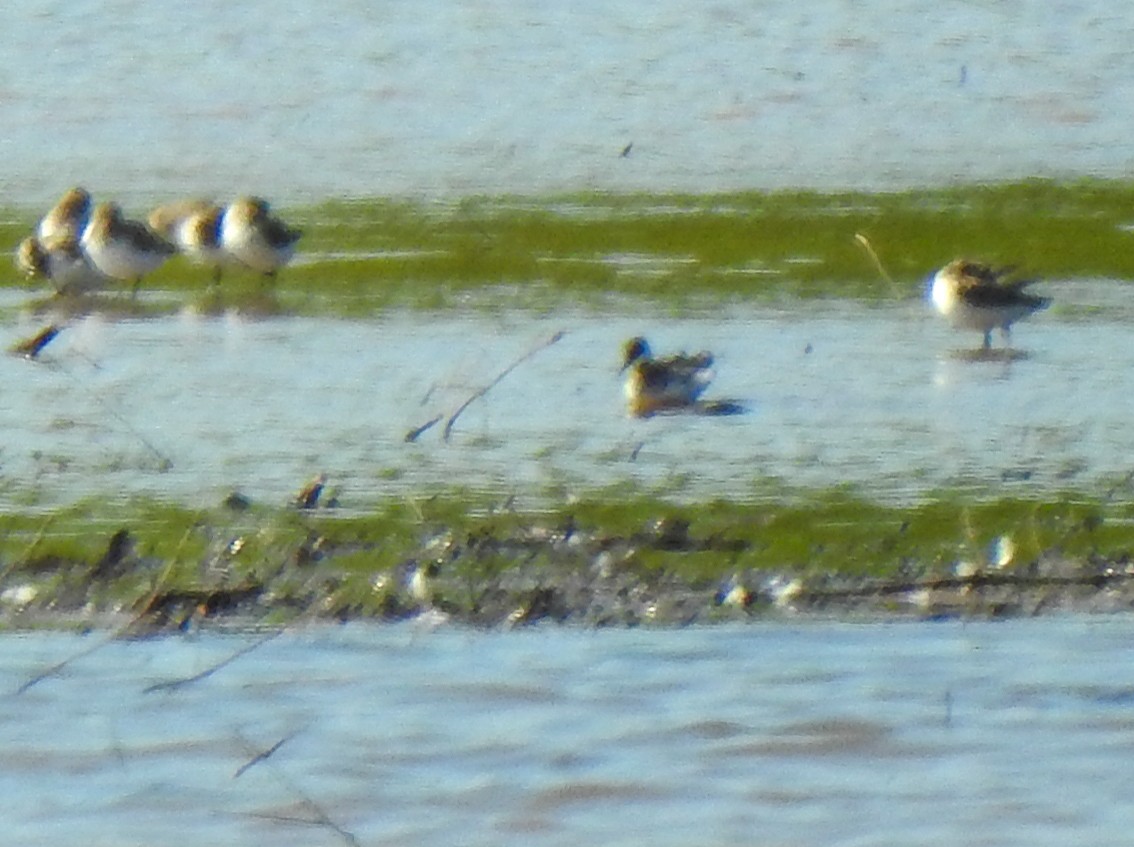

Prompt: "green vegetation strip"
[6,179,1134,315]
[1,487,1132,630]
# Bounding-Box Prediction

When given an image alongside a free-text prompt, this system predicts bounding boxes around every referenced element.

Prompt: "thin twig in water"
[0,515,55,588]
[13,632,119,696]
[442,330,565,442]
[404,414,442,443]
[11,517,204,696]
[44,357,174,471]
[854,232,899,296]
[144,628,283,694]
[243,811,362,846]
[234,730,300,778]
[10,324,62,359]
[235,731,362,847]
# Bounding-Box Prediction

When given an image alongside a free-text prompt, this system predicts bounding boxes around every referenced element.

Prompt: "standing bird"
[148,199,229,285]
[220,196,301,280]
[930,259,1051,351]
[37,186,92,242]
[146,197,218,242]
[16,233,107,296]
[620,336,715,417]
[155,204,227,286]
[145,199,217,248]
[80,202,176,298]
[174,205,228,284]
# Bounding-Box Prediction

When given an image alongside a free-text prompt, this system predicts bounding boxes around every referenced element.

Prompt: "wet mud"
[4,502,1134,635]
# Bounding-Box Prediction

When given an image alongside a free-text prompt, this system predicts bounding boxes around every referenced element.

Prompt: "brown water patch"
[719,717,893,758]
[424,681,559,705]
[679,718,750,740]
[527,780,669,812]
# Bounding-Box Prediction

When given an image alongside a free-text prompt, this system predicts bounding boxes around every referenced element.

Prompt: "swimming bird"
[620,336,715,417]
[16,234,107,296]
[220,196,301,280]
[80,202,176,297]
[930,259,1050,350]
[37,186,92,242]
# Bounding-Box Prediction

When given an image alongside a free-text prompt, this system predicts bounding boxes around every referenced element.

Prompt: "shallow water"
[4,0,1134,207]
[3,618,1134,846]
[7,8,1133,846]
[0,279,1129,510]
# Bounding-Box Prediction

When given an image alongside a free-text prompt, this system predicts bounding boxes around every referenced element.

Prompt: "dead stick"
[854,232,899,296]
[143,628,283,694]
[442,330,565,442]
[404,414,442,443]
[235,731,362,847]
[0,514,55,587]
[45,357,174,471]
[242,811,361,847]
[12,517,202,696]
[10,324,62,360]
[13,633,119,696]
[234,730,300,778]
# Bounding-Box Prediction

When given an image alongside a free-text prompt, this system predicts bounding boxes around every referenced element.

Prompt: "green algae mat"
[6,178,1134,314]
[5,179,1134,626]
[3,484,1134,630]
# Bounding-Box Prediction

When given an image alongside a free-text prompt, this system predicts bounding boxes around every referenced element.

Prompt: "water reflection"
[0,281,1128,509]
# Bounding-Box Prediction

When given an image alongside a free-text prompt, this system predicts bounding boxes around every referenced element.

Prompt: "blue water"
[3,618,1134,846]
[3,0,1134,207]
[1,285,1131,510]
[4,5,1133,845]
[3,1,1132,509]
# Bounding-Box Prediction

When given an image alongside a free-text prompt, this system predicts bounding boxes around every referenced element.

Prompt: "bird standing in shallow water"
[80,202,176,298]
[621,336,715,417]
[930,259,1050,351]
[220,196,301,280]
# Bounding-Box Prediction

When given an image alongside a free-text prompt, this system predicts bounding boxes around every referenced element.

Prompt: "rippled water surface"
[1,280,1130,509]
[3,1,1132,508]
[5,7,1134,845]
[3,0,1134,205]
[4,618,1134,846]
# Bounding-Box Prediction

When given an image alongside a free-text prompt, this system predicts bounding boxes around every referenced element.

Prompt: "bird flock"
[16,186,302,299]
[14,188,1053,420]
[623,258,1051,417]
